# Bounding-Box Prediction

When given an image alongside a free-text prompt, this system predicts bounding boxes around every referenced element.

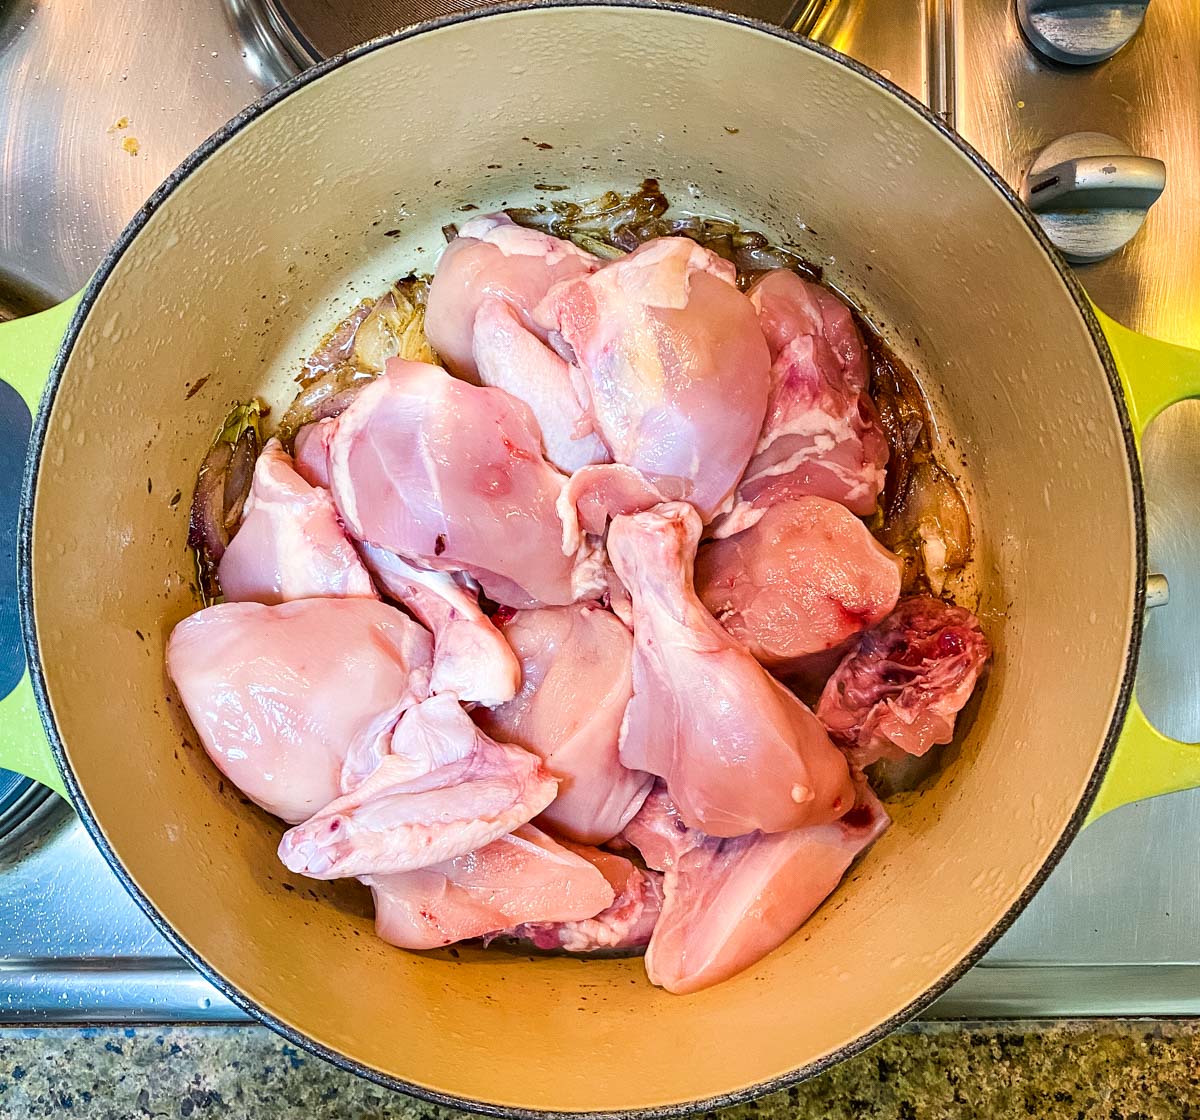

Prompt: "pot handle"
[0,298,81,799]
[1087,308,1200,823]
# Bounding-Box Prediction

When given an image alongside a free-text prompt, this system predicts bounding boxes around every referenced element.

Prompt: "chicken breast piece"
[277,695,557,879]
[167,598,432,823]
[695,496,902,671]
[623,780,889,994]
[328,358,603,609]
[425,213,601,382]
[216,438,374,606]
[535,237,770,521]
[473,297,609,473]
[292,418,335,489]
[718,270,888,531]
[364,824,614,951]
[608,502,855,837]
[361,543,520,708]
[474,604,651,844]
[816,595,991,768]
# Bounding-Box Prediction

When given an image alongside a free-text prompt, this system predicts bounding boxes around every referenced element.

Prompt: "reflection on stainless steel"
[222,0,303,86]
[0,0,275,309]
[964,783,1200,971]
[955,0,1200,348]
[804,1,932,108]
[930,962,1200,1018]
[1016,0,1151,66]
[0,792,241,1023]
[2,0,1200,1027]
[0,779,53,848]
[1138,401,1200,743]
[927,0,958,127]
[1145,572,1170,610]
[0,963,241,1024]
[1022,132,1166,263]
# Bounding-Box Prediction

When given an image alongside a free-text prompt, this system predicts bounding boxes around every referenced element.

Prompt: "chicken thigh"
[474,604,651,843]
[216,438,375,606]
[624,780,890,994]
[695,497,902,672]
[535,237,770,521]
[817,595,991,768]
[166,599,432,823]
[425,213,601,382]
[329,358,603,608]
[719,271,888,532]
[361,543,520,707]
[277,694,557,879]
[365,824,614,951]
[608,502,855,836]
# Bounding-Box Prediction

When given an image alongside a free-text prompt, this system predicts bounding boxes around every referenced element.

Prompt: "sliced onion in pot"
[351,278,437,373]
[188,400,264,603]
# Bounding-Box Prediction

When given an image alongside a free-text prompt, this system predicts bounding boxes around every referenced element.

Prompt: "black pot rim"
[18,3,1146,1116]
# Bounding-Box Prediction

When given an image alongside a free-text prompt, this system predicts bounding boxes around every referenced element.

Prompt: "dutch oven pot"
[3,4,1200,1113]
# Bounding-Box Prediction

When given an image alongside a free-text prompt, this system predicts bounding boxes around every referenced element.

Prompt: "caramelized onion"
[507,179,670,252]
[507,180,821,288]
[867,330,972,594]
[352,278,437,373]
[275,365,377,447]
[188,400,264,603]
[275,277,435,445]
[303,301,373,379]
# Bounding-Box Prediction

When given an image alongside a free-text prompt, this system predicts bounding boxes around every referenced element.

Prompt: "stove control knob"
[1022,132,1165,264]
[1017,0,1150,65]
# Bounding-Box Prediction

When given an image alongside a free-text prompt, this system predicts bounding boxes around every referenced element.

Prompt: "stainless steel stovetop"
[1,0,1199,1022]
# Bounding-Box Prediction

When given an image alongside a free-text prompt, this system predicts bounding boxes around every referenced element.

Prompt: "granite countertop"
[0,1022,1196,1118]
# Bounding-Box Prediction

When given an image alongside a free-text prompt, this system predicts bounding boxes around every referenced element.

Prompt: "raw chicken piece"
[292,419,335,489]
[167,599,432,823]
[474,605,651,843]
[365,824,614,951]
[608,502,855,836]
[329,358,603,609]
[216,438,375,606]
[719,271,888,531]
[473,298,609,473]
[618,780,700,872]
[361,543,520,707]
[277,695,557,879]
[817,596,991,768]
[425,213,600,382]
[559,463,668,548]
[506,842,662,953]
[602,557,634,629]
[695,497,902,672]
[534,237,770,521]
[625,780,889,994]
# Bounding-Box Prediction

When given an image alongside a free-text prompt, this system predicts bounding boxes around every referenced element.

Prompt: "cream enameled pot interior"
[29,7,1138,1112]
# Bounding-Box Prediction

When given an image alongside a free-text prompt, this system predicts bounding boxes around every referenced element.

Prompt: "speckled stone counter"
[1,1022,1197,1118]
